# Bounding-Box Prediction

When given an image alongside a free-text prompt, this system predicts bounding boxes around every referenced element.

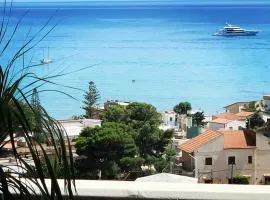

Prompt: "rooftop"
[179,129,222,153]
[214,112,242,121]
[210,118,232,124]
[235,111,255,118]
[223,130,256,149]
[179,129,256,153]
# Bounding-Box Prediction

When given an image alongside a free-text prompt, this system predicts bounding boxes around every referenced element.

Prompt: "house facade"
[224,102,251,114]
[179,129,270,184]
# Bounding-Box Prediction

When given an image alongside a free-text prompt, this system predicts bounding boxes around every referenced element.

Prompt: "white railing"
[54,180,270,200]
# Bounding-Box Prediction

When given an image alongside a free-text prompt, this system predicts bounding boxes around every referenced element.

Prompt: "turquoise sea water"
[3,2,270,118]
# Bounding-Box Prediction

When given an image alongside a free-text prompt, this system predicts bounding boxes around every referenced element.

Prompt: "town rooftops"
[179,129,256,153]
[179,129,222,153]
[235,111,254,117]
[210,118,232,124]
[214,112,242,121]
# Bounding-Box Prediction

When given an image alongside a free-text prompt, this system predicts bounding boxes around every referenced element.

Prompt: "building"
[263,95,270,112]
[58,119,101,140]
[160,111,179,130]
[178,128,270,184]
[224,102,251,114]
[208,118,246,131]
[208,112,251,131]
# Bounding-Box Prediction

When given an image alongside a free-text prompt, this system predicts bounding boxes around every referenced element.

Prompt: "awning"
[263,174,270,177]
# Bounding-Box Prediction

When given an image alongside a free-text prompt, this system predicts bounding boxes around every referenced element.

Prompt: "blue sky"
[12,0,268,2]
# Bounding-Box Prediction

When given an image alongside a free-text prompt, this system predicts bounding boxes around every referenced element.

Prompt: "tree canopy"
[173,101,192,115]
[76,102,174,179]
[191,111,206,127]
[247,112,265,129]
[75,122,143,179]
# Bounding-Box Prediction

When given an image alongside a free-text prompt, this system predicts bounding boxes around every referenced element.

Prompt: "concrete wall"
[226,120,246,130]
[208,122,225,130]
[208,121,245,131]
[255,132,270,184]
[263,98,270,111]
[160,111,179,127]
[225,103,248,114]
[181,151,194,172]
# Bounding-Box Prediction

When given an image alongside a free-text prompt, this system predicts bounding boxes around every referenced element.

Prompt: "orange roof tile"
[223,130,256,149]
[179,130,222,153]
[210,118,231,124]
[235,111,255,118]
[214,112,241,121]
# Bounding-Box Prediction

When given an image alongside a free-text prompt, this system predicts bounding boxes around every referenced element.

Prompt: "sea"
[2,1,270,119]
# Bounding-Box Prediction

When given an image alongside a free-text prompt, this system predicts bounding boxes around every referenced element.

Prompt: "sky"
[11,0,270,3]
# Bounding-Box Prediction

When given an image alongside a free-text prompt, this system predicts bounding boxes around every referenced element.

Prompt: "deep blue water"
[3,2,270,118]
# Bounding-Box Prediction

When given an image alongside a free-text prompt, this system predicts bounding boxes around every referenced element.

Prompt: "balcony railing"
[42,180,270,200]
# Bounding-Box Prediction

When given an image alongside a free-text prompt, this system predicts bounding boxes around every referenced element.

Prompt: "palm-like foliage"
[0,1,75,199]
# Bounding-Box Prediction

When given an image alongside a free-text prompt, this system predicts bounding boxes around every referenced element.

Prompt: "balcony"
[41,179,270,200]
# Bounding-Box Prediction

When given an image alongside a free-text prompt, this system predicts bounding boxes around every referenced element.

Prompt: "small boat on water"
[40,58,53,64]
[213,23,258,36]
[40,47,53,64]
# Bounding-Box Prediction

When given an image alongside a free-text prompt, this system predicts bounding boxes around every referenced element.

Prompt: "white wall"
[263,99,270,111]
[225,120,246,130]
[160,112,179,128]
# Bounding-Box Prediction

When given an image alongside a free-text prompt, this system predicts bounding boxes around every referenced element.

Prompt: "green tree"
[192,111,206,127]
[83,81,100,118]
[75,122,143,179]
[173,101,192,115]
[101,105,128,123]
[247,112,265,129]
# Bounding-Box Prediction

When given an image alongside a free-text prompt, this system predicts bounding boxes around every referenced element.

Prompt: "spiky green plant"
[0,1,75,199]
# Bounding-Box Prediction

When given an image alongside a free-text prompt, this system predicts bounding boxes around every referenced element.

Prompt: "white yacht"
[40,47,53,64]
[40,58,53,64]
[214,23,258,36]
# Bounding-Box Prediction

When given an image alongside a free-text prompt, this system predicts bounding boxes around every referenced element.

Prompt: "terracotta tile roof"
[235,111,255,118]
[214,112,242,121]
[179,130,222,153]
[210,118,231,124]
[223,130,256,149]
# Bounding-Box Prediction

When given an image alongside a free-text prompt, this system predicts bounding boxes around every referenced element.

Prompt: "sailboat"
[40,47,53,64]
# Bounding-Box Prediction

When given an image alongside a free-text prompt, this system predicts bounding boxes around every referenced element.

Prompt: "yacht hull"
[213,31,258,36]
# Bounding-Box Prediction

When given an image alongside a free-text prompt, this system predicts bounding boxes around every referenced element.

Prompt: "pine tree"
[83,81,101,118]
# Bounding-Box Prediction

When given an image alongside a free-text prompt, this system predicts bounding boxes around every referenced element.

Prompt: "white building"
[208,118,246,131]
[263,95,270,112]
[159,111,179,130]
[179,128,270,184]
[58,119,101,140]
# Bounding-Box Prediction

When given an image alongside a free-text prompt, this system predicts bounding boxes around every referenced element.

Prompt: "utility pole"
[230,163,234,184]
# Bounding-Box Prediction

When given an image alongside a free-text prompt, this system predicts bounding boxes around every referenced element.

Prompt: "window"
[205,157,212,165]
[169,117,173,122]
[228,156,235,165]
[248,156,252,164]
